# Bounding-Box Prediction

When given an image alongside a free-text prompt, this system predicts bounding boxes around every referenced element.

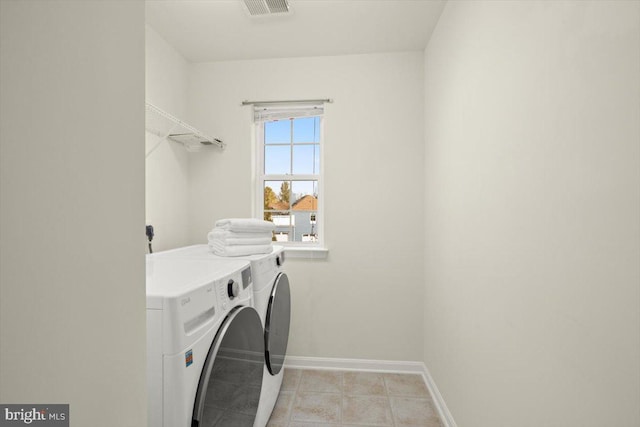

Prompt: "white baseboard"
[420,363,457,427]
[284,355,425,374]
[284,356,456,427]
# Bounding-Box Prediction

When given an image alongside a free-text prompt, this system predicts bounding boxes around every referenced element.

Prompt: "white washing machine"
[146,254,265,427]
[152,245,291,427]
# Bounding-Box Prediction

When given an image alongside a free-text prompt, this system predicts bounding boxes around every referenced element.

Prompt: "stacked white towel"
[208,218,275,257]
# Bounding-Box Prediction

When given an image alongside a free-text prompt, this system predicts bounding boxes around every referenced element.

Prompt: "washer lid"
[192,306,264,427]
[145,256,249,308]
[151,243,284,263]
[265,272,291,376]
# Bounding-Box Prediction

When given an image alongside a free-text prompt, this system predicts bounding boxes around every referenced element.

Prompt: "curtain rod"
[241,99,333,106]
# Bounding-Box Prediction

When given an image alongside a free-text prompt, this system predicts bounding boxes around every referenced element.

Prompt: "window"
[255,104,323,248]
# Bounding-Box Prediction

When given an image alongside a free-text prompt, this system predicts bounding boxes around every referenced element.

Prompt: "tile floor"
[267,369,443,427]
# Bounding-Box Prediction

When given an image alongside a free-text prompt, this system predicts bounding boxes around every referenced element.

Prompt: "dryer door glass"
[192,306,264,427]
[265,272,291,375]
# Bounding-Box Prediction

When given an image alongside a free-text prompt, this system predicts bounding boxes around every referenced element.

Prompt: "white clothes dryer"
[146,255,264,427]
[152,245,291,427]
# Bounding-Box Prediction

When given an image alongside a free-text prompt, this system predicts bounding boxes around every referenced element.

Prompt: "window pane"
[290,210,318,243]
[293,144,320,174]
[291,181,318,242]
[314,117,320,142]
[293,117,319,143]
[263,210,289,241]
[265,146,291,175]
[300,211,318,242]
[270,212,293,242]
[264,181,290,210]
[291,180,317,204]
[265,120,290,144]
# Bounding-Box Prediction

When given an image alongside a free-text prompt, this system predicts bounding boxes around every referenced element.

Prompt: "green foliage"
[264,182,292,223]
[279,181,290,205]
[264,186,277,221]
[264,186,277,208]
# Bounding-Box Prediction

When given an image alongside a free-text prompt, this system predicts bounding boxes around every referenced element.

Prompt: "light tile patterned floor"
[267,369,444,427]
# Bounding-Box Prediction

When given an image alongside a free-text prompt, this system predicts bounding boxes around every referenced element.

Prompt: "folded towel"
[215,218,275,233]
[208,229,273,240]
[208,229,273,246]
[208,241,273,257]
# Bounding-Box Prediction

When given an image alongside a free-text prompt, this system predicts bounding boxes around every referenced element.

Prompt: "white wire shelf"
[145,102,225,157]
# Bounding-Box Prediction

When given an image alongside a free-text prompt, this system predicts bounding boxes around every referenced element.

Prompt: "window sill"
[284,246,329,260]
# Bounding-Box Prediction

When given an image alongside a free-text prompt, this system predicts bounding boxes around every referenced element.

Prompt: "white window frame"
[255,113,326,255]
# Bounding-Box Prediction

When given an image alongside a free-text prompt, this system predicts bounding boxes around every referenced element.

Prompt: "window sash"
[256,117,324,247]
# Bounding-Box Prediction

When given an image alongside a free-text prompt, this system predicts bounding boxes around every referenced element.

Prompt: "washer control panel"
[217,266,253,311]
[227,280,240,299]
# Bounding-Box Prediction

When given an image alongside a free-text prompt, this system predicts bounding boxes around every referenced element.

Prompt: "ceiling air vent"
[243,0,291,16]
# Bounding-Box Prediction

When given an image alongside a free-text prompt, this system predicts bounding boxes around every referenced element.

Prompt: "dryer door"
[192,306,264,427]
[265,272,291,376]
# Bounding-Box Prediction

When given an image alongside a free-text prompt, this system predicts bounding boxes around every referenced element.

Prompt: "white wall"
[423,1,640,426]
[145,26,190,252]
[187,53,426,361]
[0,2,146,426]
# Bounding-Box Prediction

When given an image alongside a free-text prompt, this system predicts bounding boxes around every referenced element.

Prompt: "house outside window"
[254,103,324,247]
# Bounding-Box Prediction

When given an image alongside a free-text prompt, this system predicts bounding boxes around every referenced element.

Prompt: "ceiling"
[145,0,446,62]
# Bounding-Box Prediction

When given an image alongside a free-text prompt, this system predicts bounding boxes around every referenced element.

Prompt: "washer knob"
[227,279,240,299]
